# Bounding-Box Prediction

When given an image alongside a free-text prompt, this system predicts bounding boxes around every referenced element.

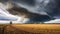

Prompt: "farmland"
[0,24,60,34]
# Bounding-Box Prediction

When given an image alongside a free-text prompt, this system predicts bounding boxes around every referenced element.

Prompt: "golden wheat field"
[0,24,60,34]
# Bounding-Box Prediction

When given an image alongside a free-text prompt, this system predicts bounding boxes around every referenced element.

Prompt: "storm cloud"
[0,0,60,23]
[12,0,60,19]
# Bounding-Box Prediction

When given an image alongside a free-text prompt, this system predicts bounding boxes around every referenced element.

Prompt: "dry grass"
[0,24,60,34]
[11,24,60,33]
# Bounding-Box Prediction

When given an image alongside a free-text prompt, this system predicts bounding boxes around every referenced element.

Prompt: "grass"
[0,24,60,34]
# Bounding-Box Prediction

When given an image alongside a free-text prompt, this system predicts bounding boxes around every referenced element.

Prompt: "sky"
[0,0,60,24]
[12,0,60,23]
[11,0,60,18]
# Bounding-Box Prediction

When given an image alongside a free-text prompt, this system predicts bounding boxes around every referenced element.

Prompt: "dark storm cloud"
[45,0,60,18]
[1,0,60,23]
[0,0,8,2]
[13,0,35,6]
[1,0,60,18]
[14,0,60,19]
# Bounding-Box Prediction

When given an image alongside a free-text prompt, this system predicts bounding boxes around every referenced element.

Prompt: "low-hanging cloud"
[12,0,60,19]
[0,0,60,23]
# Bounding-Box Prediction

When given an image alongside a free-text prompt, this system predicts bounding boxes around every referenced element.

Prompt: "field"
[0,24,60,34]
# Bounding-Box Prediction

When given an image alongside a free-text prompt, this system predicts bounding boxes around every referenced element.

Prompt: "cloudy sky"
[0,0,60,24]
